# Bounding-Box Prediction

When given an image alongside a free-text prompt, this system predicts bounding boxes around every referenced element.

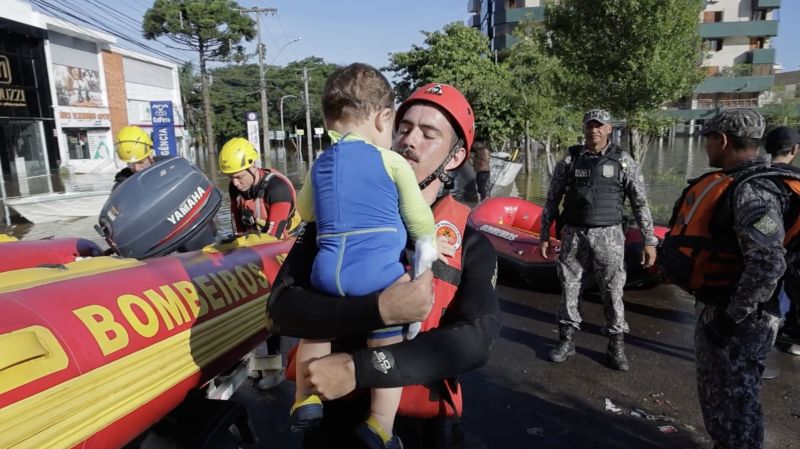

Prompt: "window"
[703,10,723,23]
[703,39,723,52]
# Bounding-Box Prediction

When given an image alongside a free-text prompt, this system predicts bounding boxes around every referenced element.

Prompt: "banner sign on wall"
[150,101,176,157]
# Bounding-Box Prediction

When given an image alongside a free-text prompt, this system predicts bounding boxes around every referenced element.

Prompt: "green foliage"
[506,20,582,148]
[544,0,705,117]
[178,62,202,143]
[720,63,753,78]
[208,58,338,144]
[386,22,516,145]
[762,88,800,127]
[143,0,256,63]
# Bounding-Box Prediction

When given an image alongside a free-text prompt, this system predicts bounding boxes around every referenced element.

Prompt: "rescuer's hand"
[540,241,550,259]
[378,270,434,325]
[641,245,657,268]
[304,353,356,401]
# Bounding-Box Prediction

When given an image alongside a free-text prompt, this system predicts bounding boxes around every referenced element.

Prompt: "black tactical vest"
[562,144,625,227]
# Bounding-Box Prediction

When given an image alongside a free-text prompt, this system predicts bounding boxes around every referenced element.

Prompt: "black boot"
[549,326,576,363]
[607,333,629,371]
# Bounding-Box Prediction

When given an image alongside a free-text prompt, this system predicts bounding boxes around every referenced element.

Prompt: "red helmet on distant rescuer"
[394,83,475,189]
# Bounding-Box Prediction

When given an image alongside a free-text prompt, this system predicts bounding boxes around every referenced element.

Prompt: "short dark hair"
[724,133,761,152]
[322,63,394,123]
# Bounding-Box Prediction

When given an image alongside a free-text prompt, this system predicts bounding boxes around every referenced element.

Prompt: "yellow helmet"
[219,137,259,174]
[115,126,154,163]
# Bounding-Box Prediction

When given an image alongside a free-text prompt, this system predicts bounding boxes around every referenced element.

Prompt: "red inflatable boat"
[0,237,103,273]
[468,197,667,289]
[0,234,293,449]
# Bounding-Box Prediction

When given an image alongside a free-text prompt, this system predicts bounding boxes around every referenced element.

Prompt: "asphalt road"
[157,281,800,449]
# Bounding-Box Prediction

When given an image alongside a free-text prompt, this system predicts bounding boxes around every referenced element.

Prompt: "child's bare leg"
[367,333,403,437]
[294,338,331,402]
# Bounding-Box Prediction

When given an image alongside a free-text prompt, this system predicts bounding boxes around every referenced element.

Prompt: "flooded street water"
[2,135,795,242]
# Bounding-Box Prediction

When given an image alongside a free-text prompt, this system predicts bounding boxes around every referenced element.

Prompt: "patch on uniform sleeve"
[752,214,779,236]
[371,350,395,374]
[436,220,462,250]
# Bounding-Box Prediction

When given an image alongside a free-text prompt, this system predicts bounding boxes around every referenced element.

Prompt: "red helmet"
[395,83,475,160]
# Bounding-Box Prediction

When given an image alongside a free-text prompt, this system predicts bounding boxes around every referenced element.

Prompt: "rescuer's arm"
[268,222,433,338]
[263,177,295,237]
[728,179,788,322]
[351,227,500,388]
[228,183,244,234]
[622,153,659,247]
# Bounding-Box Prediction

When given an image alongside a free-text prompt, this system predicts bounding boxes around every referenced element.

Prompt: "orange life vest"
[235,168,300,236]
[283,195,470,418]
[660,167,800,303]
[397,194,469,418]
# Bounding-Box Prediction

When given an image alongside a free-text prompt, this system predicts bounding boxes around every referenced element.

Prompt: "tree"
[208,57,338,151]
[143,0,256,154]
[762,87,800,127]
[507,20,582,174]
[178,62,203,151]
[386,22,516,146]
[543,0,704,160]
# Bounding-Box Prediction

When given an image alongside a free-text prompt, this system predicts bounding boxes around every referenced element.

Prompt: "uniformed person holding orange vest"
[268,83,500,449]
[660,109,800,449]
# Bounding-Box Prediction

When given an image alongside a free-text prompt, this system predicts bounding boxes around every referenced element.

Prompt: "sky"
[31,0,800,74]
[773,0,800,72]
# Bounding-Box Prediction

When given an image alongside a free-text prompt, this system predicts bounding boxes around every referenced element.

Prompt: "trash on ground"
[604,398,623,414]
[658,425,678,434]
[631,408,677,423]
[526,427,544,436]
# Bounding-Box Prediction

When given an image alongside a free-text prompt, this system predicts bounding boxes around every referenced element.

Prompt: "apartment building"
[468,0,782,130]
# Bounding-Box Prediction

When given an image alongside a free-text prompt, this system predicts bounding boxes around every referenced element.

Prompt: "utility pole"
[240,7,277,161]
[302,67,313,165]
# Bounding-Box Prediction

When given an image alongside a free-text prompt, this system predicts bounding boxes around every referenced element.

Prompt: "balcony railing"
[699,20,778,38]
[696,98,760,109]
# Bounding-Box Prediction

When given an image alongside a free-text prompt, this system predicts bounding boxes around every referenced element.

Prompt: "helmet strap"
[418,137,463,190]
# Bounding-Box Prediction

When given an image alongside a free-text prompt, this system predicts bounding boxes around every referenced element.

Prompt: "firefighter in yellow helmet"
[219,137,299,391]
[113,126,156,190]
[219,137,299,239]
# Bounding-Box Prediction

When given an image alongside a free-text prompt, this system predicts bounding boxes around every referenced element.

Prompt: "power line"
[31,0,191,67]
[274,13,300,63]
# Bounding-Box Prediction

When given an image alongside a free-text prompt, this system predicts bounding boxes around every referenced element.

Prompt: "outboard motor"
[96,157,222,259]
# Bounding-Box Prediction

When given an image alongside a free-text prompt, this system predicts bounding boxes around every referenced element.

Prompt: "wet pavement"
[232,279,799,449]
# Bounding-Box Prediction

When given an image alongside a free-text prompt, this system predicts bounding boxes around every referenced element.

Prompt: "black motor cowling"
[97,157,222,259]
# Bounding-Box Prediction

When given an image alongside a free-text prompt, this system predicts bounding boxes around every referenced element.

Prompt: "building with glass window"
[1,0,186,203]
[468,0,782,132]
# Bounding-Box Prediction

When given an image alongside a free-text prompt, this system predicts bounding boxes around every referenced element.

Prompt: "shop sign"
[150,101,177,157]
[0,54,31,110]
[87,130,113,159]
[58,107,111,128]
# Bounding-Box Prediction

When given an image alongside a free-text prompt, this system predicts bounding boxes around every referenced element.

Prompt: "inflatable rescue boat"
[469,197,667,289]
[0,158,294,449]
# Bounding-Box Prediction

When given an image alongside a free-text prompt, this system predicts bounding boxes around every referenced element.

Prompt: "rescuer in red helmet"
[269,83,500,449]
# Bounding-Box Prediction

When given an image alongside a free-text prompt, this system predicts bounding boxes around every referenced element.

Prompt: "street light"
[269,37,302,66]
[280,94,298,138]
